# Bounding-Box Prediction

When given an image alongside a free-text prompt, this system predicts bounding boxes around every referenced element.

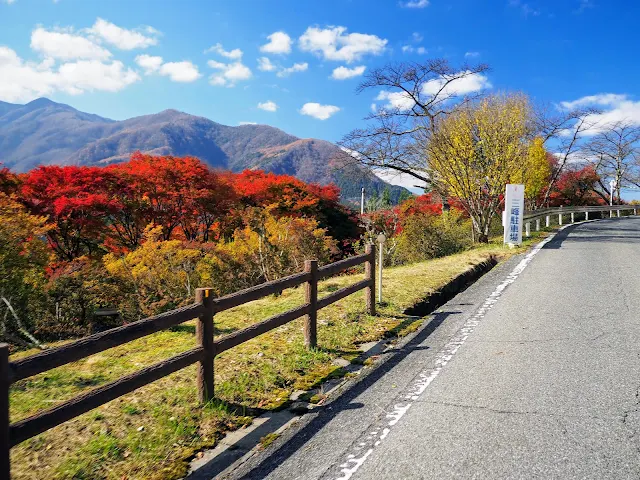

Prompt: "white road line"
[330,232,558,480]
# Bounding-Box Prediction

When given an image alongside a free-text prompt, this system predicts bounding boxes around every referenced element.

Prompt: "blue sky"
[2,0,640,143]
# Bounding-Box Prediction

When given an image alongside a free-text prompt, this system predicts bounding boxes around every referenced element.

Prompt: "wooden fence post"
[195,288,215,403]
[0,343,10,480]
[304,260,318,349]
[365,244,376,316]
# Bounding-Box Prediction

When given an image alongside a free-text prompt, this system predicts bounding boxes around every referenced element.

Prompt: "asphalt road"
[226,218,640,480]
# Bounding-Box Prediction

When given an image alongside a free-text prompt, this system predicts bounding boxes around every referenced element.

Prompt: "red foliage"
[232,170,336,214]
[14,153,359,260]
[109,152,238,244]
[397,193,443,218]
[20,166,120,259]
[231,170,358,244]
[548,166,605,207]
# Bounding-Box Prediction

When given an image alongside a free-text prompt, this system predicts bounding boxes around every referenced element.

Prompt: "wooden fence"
[0,245,376,478]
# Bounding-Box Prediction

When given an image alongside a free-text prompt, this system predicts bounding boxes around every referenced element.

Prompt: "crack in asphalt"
[418,399,614,422]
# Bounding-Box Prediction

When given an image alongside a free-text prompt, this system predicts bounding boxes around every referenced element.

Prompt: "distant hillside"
[0,98,409,202]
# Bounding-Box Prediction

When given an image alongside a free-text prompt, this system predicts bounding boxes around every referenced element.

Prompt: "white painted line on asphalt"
[330,232,559,480]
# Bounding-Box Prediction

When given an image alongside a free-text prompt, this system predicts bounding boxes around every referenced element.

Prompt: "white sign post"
[503,184,525,246]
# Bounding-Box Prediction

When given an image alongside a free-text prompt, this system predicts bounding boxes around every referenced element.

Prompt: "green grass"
[9,234,547,480]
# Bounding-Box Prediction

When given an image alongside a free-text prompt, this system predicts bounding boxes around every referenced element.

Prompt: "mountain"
[0,98,408,202]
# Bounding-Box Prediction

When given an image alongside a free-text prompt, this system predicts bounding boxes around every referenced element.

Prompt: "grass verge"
[9,232,547,479]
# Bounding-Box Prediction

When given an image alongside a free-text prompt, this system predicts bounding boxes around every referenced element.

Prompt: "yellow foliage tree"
[104,226,205,316]
[230,209,336,282]
[0,194,51,346]
[427,93,536,242]
[517,137,552,208]
[104,214,337,317]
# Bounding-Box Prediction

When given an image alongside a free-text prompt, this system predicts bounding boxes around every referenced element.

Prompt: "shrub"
[393,211,472,264]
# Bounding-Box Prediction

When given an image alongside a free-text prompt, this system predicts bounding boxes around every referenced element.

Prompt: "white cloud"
[508,0,540,17]
[575,0,595,14]
[135,54,163,74]
[560,93,640,134]
[257,100,278,112]
[300,102,340,120]
[257,56,276,72]
[412,32,423,42]
[208,60,252,87]
[135,55,200,82]
[31,27,112,60]
[276,62,308,77]
[0,46,140,102]
[376,90,416,110]
[299,26,387,63]
[87,18,159,50]
[331,65,366,80]
[158,61,201,82]
[205,42,243,60]
[375,72,491,111]
[402,45,427,54]
[4,0,17,4]
[422,71,492,96]
[260,31,292,54]
[560,93,628,111]
[465,51,480,58]
[376,170,423,192]
[402,0,429,7]
[57,60,140,93]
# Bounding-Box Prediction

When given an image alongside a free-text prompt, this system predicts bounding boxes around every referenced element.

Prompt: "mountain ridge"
[0,98,408,202]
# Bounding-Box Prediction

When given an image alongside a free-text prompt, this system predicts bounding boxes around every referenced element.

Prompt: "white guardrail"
[521,205,638,237]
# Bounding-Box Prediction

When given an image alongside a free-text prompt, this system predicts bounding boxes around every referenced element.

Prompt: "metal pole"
[585,211,589,220]
[535,219,540,231]
[558,213,563,226]
[571,212,575,223]
[360,187,365,215]
[546,215,550,228]
[617,210,621,218]
[525,222,530,237]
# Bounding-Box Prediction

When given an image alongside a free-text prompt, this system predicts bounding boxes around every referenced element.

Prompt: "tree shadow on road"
[543,219,640,249]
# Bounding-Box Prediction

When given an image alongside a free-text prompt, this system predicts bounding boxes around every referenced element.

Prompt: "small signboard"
[503,184,525,245]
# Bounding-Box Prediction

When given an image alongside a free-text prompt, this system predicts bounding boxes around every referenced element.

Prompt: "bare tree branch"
[336,59,490,189]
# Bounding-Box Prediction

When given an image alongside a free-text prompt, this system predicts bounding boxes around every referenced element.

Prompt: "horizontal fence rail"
[521,204,638,237]
[10,303,204,383]
[523,204,637,221]
[0,244,377,478]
